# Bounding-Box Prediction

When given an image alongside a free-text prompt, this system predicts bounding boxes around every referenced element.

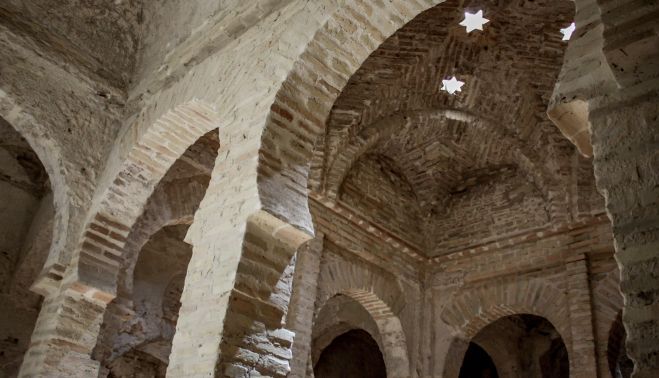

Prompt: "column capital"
[249,210,314,253]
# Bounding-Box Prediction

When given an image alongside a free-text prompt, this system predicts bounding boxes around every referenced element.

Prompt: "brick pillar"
[591,92,659,378]
[167,210,311,377]
[18,287,107,377]
[566,253,598,378]
[286,234,324,377]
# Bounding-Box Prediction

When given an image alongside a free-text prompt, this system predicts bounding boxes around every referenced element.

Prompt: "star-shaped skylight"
[560,22,576,41]
[460,10,489,33]
[441,76,465,95]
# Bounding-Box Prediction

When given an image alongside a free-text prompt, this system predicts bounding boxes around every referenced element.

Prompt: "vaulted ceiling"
[0,0,294,91]
[312,0,575,217]
[0,0,143,88]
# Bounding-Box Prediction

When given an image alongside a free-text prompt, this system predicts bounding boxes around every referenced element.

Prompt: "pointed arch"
[258,0,446,233]
[71,100,219,299]
[0,88,70,291]
[314,290,410,378]
[440,280,571,342]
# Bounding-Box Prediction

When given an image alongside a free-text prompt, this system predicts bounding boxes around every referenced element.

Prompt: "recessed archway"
[0,116,55,376]
[312,291,410,378]
[91,129,219,376]
[457,314,569,378]
[73,100,219,297]
[314,329,387,378]
[103,224,192,378]
[458,342,498,378]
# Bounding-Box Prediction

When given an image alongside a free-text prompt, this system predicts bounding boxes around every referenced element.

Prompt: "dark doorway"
[460,314,569,378]
[314,329,387,378]
[608,312,634,378]
[459,342,499,378]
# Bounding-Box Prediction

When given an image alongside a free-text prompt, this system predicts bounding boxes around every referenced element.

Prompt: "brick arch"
[317,259,406,316]
[441,280,571,342]
[92,176,210,367]
[321,108,555,205]
[312,294,386,366]
[258,0,592,234]
[314,291,411,378]
[258,0,445,234]
[117,176,210,297]
[72,99,218,299]
[441,313,570,378]
[440,280,572,377]
[0,89,70,288]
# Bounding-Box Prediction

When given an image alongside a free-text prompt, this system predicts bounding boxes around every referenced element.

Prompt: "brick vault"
[0,0,657,377]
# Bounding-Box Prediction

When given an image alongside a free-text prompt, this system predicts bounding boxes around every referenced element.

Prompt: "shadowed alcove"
[314,329,386,378]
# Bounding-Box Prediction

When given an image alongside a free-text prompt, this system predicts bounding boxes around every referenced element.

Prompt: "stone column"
[286,234,324,377]
[590,1,659,375]
[18,286,108,377]
[167,210,311,377]
[565,253,598,378]
[591,92,659,378]
[17,241,120,378]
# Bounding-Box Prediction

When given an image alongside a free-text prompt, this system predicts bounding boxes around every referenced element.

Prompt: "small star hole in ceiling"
[441,76,465,95]
[560,22,576,41]
[460,10,489,33]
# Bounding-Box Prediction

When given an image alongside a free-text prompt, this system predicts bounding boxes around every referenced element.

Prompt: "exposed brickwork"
[1,0,657,377]
[15,102,219,377]
[168,210,310,377]
[75,101,218,296]
[340,154,423,242]
[19,289,106,377]
[566,254,599,378]
[286,236,324,377]
[592,268,624,378]
[259,0,446,232]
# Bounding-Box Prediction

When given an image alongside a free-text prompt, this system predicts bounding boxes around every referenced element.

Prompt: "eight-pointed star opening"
[460,10,489,33]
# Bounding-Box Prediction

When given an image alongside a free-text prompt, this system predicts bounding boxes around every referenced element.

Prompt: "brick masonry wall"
[0,22,128,282]
[2,0,656,377]
[303,198,619,377]
[425,219,616,377]
[340,154,424,243]
[215,211,310,377]
[286,236,324,377]
[313,246,416,378]
[430,169,550,256]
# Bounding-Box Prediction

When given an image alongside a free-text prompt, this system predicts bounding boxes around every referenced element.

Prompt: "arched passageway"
[458,314,569,378]
[257,0,658,372]
[314,329,387,378]
[278,1,615,377]
[0,116,54,376]
[459,342,498,378]
[103,225,192,377]
[1,0,657,375]
[311,291,410,378]
[91,130,219,376]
